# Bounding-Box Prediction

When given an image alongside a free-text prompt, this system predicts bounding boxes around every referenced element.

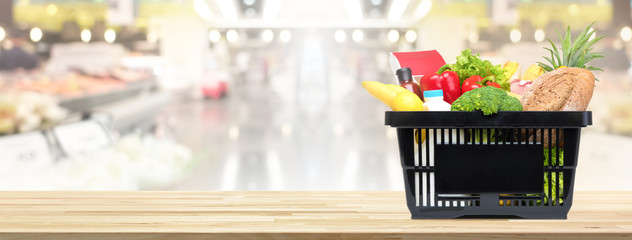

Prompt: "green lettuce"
[438,49,509,91]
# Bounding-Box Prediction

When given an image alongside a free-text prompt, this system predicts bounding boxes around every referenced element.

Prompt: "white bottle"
[423,90,451,111]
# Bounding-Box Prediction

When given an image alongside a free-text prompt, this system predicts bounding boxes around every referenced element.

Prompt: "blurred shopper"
[0,28,39,71]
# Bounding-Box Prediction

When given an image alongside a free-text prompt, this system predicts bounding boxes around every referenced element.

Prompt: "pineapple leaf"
[542,56,555,68]
[572,35,605,66]
[571,22,596,53]
[538,62,554,72]
[549,49,559,67]
[587,66,603,71]
[542,23,605,72]
[563,26,572,66]
[547,39,562,66]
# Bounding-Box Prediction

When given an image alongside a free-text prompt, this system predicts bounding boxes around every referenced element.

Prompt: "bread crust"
[521,67,595,111]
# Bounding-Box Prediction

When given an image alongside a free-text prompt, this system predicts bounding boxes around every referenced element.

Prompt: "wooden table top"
[0,191,630,239]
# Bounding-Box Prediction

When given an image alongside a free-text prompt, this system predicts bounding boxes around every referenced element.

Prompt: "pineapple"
[538,22,605,73]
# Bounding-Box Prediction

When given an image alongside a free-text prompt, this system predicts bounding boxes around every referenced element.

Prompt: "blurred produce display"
[0,91,67,134]
[0,68,150,99]
[0,133,193,190]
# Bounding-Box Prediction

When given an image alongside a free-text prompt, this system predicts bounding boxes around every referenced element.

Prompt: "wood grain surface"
[0,191,630,239]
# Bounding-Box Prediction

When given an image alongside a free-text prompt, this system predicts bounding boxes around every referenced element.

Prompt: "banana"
[362,81,398,109]
[385,84,408,94]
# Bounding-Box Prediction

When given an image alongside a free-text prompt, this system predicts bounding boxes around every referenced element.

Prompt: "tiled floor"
[165,70,632,191]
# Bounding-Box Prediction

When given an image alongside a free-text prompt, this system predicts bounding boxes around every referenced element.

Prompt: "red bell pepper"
[462,75,501,94]
[462,75,483,93]
[487,82,501,89]
[419,71,461,104]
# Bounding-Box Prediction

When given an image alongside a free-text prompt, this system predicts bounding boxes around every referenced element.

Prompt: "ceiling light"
[81,29,91,43]
[30,27,43,42]
[405,29,417,43]
[279,29,291,43]
[621,26,632,42]
[262,29,274,43]
[510,29,521,43]
[387,29,399,43]
[352,29,364,43]
[0,27,5,41]
[104,29,116,43]
[262,0,282,20]
[226,29,239,43]
[334,30,346,43]
[568,4,579,16]
[209,30,221,43]
[194,0,213,21]
[413,0,432,20]
[46,4,57,15]
[388,0,410,21]
[344,0,363,20]
[534,29,545,43]
[217,0,238,20]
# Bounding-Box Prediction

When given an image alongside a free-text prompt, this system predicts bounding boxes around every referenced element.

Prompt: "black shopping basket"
[385,111,592,219]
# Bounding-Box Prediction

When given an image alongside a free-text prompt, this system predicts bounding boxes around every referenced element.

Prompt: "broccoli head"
[450,87,523,115]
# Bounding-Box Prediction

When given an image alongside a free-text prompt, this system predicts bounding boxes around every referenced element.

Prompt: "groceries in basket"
[377,22,601,219]
[364,22,602,115]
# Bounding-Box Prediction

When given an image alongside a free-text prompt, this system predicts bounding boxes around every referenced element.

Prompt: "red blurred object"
[390,50,446,78]
[510,79,533,95]
[201,72,230,99]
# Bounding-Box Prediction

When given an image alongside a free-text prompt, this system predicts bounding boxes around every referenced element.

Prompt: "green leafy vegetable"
[450,86,523,116]
[544,147,564,205]
[438,49,510,91]
[525,147,565,206]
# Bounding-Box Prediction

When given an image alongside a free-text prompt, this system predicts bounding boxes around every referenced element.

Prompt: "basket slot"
[548,128,553,206]
[555,128,561,206]
[456,128,461,144]
[429,129,435,207]
[449,128,453,144]
[499,195,543,207]
[416,128,421,208]
[499,195,541,200]
[438,195,479,201]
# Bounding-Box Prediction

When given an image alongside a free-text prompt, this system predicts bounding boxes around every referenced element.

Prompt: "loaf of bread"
[520,67,595,111]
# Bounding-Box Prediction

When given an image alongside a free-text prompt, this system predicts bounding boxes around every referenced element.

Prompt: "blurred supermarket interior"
[0,0,631,191]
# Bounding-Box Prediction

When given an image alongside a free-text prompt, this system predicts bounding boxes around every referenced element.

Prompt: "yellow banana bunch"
[522,64,545,81]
